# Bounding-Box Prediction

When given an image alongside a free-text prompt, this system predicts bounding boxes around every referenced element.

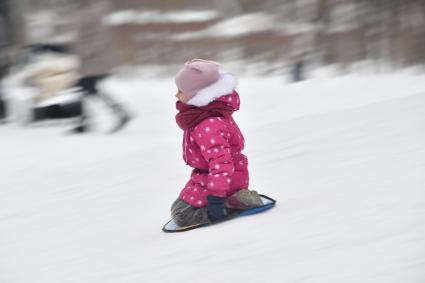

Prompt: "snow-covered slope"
[1,73,425,283]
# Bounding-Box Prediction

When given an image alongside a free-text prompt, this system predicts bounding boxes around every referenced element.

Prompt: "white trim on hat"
[186,72,237,107]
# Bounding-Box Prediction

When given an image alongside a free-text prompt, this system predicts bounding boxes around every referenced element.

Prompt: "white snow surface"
[103,10,219,26]
[172,13,279,40]
[1,72,425,283]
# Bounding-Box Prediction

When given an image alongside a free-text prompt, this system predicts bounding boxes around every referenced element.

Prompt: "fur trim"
[187,73,237,107]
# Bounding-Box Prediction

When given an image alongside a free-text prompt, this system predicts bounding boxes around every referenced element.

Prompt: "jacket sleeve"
[192,117,234,197]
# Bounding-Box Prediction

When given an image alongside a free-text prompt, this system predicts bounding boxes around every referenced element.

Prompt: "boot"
[226,189,263,210]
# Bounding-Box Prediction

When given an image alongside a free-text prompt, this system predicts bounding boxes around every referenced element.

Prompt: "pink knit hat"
[175,59,220,100]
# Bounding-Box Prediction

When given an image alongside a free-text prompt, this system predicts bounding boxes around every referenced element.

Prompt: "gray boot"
[171,199,210,227]
[225,189,263,209]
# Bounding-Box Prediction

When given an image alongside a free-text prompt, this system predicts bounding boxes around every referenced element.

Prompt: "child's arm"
[192,117,234,198]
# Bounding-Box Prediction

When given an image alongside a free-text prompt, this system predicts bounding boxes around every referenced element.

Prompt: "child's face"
[175,90,190,103]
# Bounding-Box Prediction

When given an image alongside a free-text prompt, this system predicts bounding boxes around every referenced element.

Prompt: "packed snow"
[1,71,425,283]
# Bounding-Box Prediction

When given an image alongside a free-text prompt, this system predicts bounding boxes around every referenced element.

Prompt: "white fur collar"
[187,73,237,107]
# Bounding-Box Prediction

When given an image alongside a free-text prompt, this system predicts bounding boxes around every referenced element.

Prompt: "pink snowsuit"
[179,91,249,207]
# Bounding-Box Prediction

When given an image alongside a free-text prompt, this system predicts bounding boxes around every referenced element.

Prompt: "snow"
[170,12,319,41]
[1,72,425,283]
[205,13,277,37]
[103,10,219,26]
[282,22,317,35]
[172,13,279,40]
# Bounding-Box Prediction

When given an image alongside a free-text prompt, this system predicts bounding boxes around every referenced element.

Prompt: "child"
[172,59,263,227]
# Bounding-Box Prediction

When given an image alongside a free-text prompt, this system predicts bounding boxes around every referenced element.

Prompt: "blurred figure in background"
[2,44,84,126]
[73,1,131,133]
[26,44,83,123]
[291,53,306,83]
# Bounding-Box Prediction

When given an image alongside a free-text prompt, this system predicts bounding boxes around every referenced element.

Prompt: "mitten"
[206,195,227,222]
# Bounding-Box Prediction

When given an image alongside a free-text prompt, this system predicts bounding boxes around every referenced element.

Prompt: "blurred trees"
[281,0,425,68]
[1,0,27,75]
[4,0,425,72]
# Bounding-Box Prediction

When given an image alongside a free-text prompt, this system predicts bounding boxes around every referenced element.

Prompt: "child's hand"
[206,195,227,222]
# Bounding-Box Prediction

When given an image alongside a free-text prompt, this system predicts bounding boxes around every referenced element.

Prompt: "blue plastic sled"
[162,194,276,233]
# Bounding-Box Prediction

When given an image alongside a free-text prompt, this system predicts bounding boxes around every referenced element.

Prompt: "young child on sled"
[171,59,263,227]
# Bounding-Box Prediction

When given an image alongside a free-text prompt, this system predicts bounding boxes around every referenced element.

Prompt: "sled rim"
[259,194,277,205]
[163,194,276,233]
[162,220,209,233]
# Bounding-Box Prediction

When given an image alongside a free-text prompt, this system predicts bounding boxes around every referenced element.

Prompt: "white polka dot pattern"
[179,91,249,208]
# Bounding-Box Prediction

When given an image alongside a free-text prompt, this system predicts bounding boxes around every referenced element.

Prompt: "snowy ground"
[1,72,425,283]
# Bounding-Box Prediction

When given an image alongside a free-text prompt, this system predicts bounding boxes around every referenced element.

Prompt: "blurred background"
[1,0,425,77]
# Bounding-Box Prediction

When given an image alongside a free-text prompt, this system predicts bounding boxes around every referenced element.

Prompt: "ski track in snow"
[1,73,425,283]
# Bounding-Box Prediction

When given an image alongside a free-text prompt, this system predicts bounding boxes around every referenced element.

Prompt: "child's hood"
[186,72,239,110]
